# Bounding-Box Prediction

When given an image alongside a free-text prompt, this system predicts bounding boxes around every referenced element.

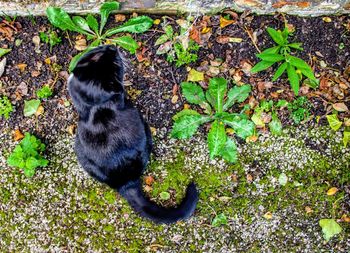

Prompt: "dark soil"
[1,13,350,142]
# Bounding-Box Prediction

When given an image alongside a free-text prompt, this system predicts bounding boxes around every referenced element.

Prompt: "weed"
[39,30,62,52]
[287,96,312,124]
[36,85,53,99]
[0,96,13,119]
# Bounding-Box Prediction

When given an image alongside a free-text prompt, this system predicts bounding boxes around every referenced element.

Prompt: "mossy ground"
[0,125,349,252]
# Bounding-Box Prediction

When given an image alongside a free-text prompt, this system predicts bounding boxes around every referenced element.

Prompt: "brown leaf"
[144,176,155,186]
[17,63,27,72]
[305,206,313,214]
[67,124,76,135]
[219,16,236,28]
[35,105,44,116]
[189,26,201,44]
[13,129,24,141]
[341,214,350,223]
[171,95,179,104]
[75,38,87,51]
[115,14,126,22]
[246,173,253,182]
[332,103,348,112]
[172,84,178,96]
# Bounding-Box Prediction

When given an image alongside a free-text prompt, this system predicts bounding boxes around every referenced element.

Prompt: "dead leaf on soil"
[171,95,179,104]
[13,129,24,141]
[67,124,76,135]
[150,127,157,136]
[16,63,27,72]
[35,105,44,116]
[115,14,126,22]
[75,38,87,51]
[327,187,338,196]
[216,36,242,44]
[219,16,236,28]
[246,173,253,182]
[341,214,350,223]
[144,175,155,186]
[323,17,332,23]
[332,103,348,112]
[187,68,204,82]
[305,206,313,214]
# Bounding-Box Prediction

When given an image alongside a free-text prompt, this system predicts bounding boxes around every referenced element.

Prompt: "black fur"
[68,45,198,224]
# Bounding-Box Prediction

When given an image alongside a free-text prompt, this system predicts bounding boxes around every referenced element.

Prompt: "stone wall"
[0,0,349,16]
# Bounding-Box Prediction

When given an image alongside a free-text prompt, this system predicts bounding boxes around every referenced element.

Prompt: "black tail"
[118,180,198,224]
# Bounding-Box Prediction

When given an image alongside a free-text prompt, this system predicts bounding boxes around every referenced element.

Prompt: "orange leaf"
[17,63,27,72]
[219,16,236,28]
[144,176,155,186]
[13,129,24,141]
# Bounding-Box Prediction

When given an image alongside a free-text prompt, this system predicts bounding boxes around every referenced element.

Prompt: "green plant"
[0,48,11,57]
[36,85,53,99]
[39,30,62,52]
[7,133,49,177]
[155,21,199,67]
[251,26,317,96]
[0,96,13,119]
[287,96,312,124]
[251,99,286,135]
[171,77,255,163]
[23,99,40,117]
[46,1,153,71]
[326,114,350,148]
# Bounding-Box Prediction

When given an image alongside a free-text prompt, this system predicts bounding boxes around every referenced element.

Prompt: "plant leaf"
[155,34,169,46]
[326,114,342,131]
[0,48,11,57]
[99,1,120,34]
[72,16,94,34]
[221,138,237,163]
[269,113,282,135]
[181,82,206,105]
[208,77,227,113]
[172,109,200,121]
[343,131,350,148]
[86,14,99,34]
[164,25,174,38]
[300,68,316,81]
[272,62,288,81]
[287,55,313,71]
[104,16,153,37]
[171,115,211,139]
[187,69,204,82]
[207,120,227,159]
[266,27,285,45]
[24,99,40,117]
[46,7,88,35]
[260,46,280,54]
[251,111,265,128]
[111,36,139,54]
[223,84,251,111]
[159,191,170,200]
[223,118,255,140]
[288,42,303,51]
[212,213,228,227]
[251,61,275,73]
[286,63,300,96]
[256,53,285,63]
[319,219,342,242]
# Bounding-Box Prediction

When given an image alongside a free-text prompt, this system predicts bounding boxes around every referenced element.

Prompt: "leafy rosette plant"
[46,1,153,71]
[251,26,318,96]
[171,77,255,163]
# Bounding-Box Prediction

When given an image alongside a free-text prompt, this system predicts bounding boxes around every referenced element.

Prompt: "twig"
[244,25,261,53]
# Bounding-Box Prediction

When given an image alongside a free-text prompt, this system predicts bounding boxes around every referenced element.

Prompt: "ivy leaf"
[251,61,275,73]
[286,63,300,96]
[24,99,41,117]
[223,84,251,111]
[171,115,211,139]
[343,131,350,148]
[159,191,170,200]
[172,109,200,121]
[272,62,288,81]
[181,82,206,105]
[212,213,228,227]
[111,36,139,54]
[266,27,285,45]
[86,14,99,35]
[36,85,53,99]
[276,99,288,108]
[269,113,282,135]
[208,77,227,113]
[207,120,227,159]
[99,1,120,34]
[104,16,153,37]
[0,48,11,57]
[223,118,255,140]
[221,138,237,163]
[319,219,342,242]
[326,114,342,131]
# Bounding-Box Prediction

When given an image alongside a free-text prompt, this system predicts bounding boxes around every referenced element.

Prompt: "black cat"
[68,45,198,224]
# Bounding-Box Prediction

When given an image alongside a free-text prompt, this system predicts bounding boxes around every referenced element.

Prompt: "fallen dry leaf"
[144,175,155,186]
[115,14,126,22]
[171,95,179,104]
[341,214,350,223]
[216,36,242,44]
[246,173,253,182]
[35,105,44,116]
[187,68,204,82]
[67,124,76,135]
[150,127,157,136]
[327,187,338,196]
[13,129,24,141]
[17,63,27,72]
[263,212,273,219]
[332,102,348,112]
[323,17,332,23]
[75,38,87,51]
[305,206,313,214]
[219,16,236,28]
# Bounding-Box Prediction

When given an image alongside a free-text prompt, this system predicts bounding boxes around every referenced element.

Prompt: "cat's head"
[72,45,125,93]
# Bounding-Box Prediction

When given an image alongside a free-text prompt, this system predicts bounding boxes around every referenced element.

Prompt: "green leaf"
[223,118,255,140]
[343,131,350,148]
[99,1,120,34]
[36,85,53,99]
[24,167,36,177]
[104,16,153,37]
[69,39,101,72]
[287,55,312,71]
[251,61,275,73]
[223,84,251,111]
[221,138,237,163]
[155,34,169,46]
[172,109,200,121]
[111,36,139,54]
[159,191,170,200]
[46,7,89,35]
[164,25,174,38]
[266,27,285,45]
[256,53,284,63]
[287,42,303,51]
[303,78,319,89]
[278,173,288,186]
[269,113,282,135]
[0,48,11,57]
[25,157,40,170]
[86,14,99,35]
[260,46,281,55]
[212,213,228,227]
[171,115,211,139]
[300,68,316,81]
[319,219,342,242]
[326,114,342,131]
[276,99,288,108]
[181,82,206,105]
[7,148,25,169]
[251,111,264,128]
[72,16,94,34]
[24,99,40,117]
[272,62,288,81]
[286,63,300,96]
[208,77,227,113]
[207,120,227,159]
